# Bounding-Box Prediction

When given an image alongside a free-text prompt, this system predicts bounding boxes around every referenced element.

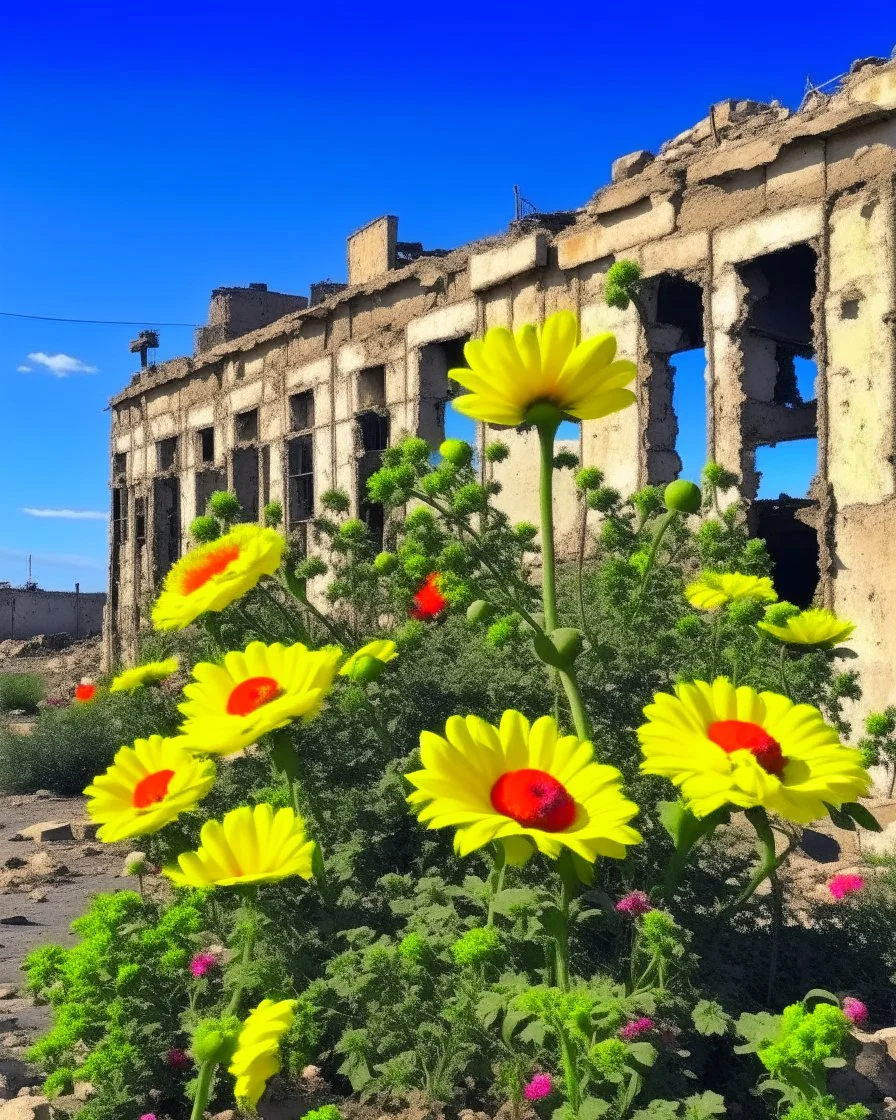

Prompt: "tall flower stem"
[779,644,792,698]
[189,1058,218,1120]
[485,843,507,928]
[557,1023,581,1115]
[225,896,258,1016]
[536,422,592,742]
[638,510,678,597]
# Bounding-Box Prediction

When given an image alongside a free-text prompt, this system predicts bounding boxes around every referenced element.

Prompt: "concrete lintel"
[148,413,177,440]
[557,198,677,270]
[335,343,367,375]
[187,404,215,429]
[228,381,263,413]
[639,231,709,276]
[285,355,332,390]
[113,433,130,454]
[407,299,478,348]
[469,233,548,292]
[714,205,822,264]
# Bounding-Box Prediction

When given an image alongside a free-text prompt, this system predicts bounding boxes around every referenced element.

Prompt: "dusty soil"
[0,635,103,706]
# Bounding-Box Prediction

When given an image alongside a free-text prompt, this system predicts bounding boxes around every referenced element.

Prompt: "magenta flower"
[189,951,219,978]
[523,1073,553,1101]
[619,1017,655,1041]
[828,874,864,900]
[167,1047,190,1069]
[615,891,652,917]
[842,997,869,1026]
[139,1115,158,1120]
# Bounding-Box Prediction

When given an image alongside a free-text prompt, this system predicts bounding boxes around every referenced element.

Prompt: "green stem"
[723,807,783,916]
[258,579,309,641]
[558,1023,581,1114]
[554,859,575,991]
[709,612,722,679]
[779,644,792,698]
[559,668,593,741]
[358,688,392,752]
[486,843,507,928]
[190,1058,218,1120]
[638,509,678,597]
[537,422,560,632]
[225,906,257,1016]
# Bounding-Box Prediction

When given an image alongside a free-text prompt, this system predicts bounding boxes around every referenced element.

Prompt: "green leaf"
[476,990,505,1028]
[824,802,856,831]
[269,733,299,779]
[682,1091,726,1120]
[734,1011,781,1052]
[627,1041,658,1067]
[538,905,567,940]
[803,988,839,1007]
[579,1099,611,1120]
[691,1000,731,1037]
[501,1009,532,1047]
[841,802,882,832]
[490,888,542,916]
[631,1101,680,1120]
[518,1018,546,1046]
[823,1057,847,1069]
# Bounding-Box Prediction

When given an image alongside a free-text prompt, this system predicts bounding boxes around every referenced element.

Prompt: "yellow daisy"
[109,657,180,693]
[164,804,316,888]
[638,677,870,824]
[406,710,641,863]
[757,608,855,649]
[177,641,341,754]
[229,998,297,1110]
[685,572,778,612]
[83,736,215,843]
[339,639,398,682]
[447,309,636,427]
[151,524,285,631]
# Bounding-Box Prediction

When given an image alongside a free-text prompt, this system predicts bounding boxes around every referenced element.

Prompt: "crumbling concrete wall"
[106,55,896,721]
[0,587,105,641]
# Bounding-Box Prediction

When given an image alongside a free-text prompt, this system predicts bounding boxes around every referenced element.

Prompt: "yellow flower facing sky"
[447,310,636,428]
[338,639,398,682]
[109,657,179,693]
[638,677,870,824]
[685,572,778,612]
[164,804,316,888]
[177,640,341,754]
[151,524,285,631]
[406,710,641,864]
[229,998,298,1110]
[83,736,215,843]
[757,607,855,649]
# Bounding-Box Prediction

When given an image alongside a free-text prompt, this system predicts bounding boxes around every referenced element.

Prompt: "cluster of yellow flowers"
[83,310,871,1111]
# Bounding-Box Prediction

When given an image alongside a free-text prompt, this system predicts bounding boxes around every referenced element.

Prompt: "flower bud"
[466,600,494,625]
[439,439,473,467]
[663,480,702,514]
[191,1016,241,1065]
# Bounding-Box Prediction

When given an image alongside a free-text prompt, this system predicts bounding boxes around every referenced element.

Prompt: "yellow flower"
[447,310,636,427]
[339,639,398,682]
[83,736,215,843]
[685,572,778,611]
[151,524,285,631]
[637,677,870,824]
[109,657,180,693]
[177,640,341,754]
[164,804,316,888]
[757,608,855,649]
[229,998,297,1110]
[406,710,641,863]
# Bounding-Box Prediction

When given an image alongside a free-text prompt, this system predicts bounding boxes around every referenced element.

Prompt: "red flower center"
[226,676,282,716]
[132,769,176,809]
[75,683,96,702]
[707,720,786,777]
[410,573,448,620]
[181,544,241,595]
[490,768,576,832]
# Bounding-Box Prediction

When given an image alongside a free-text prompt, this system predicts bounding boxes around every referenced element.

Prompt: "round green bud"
[702,461,738,490]
[450,927,502,967]
[373,551,398,574]
[575,467,604,491]
[487,616,517,647]
[191,1016,241,1065]
[263,500,283,528]
[438,543,467,572]
[727,598,765,626]
[338,518,368,545]
[453,483,488,516]
[629,551,650,575]
[343,655,387,685]
[190,515,221,543]
[513,521,538,544]
[295,556,328,580]
[466,599,494,624]
[664,479,702,514]
[404,506,436,532]
[553,450,579,471]
[208,491,241,521]
[524,401,564,428]
[439,439,473,467]
[397,931,427,963]
[865,711,896,738]
[401,437,431,465]
[676,615,703,637]
[588,486,620,513]
[763,601,801,627]
[485,440,509,463]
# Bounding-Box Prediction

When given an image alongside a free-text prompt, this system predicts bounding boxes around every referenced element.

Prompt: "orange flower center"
[181,544,241,595]
[490,768,576,832]
[707,720,786,777]
[133,769,176,809]
[226,676,282,716]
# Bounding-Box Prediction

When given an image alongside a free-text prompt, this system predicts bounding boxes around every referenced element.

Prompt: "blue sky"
[1,2,890,591]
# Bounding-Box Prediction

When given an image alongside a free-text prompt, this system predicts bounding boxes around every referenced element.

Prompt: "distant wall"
[0,588,106,640]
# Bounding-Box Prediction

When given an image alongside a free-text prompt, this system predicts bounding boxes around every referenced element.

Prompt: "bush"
[0,672,45,713]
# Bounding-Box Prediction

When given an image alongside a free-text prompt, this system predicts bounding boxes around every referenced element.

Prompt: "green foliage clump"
[0,672,45,713]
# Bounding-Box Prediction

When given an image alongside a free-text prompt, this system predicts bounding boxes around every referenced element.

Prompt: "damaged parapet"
[194,284,308,354]
[346,216,448,285]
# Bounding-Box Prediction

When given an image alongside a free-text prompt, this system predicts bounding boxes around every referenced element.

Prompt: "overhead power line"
[0,310,198,327]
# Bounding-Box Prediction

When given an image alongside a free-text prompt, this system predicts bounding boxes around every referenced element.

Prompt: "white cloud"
[22,508,108,521]
[26,352,98,377]
[16,365,31,372]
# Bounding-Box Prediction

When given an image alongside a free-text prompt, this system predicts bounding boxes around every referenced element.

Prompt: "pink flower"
[619,1017,655,1041]
[189,951,219,978]
[842,997,869,1026]
[167,1047,190,1069]
[523,1073,553,1101]
[140,1114,158,1120]
[828,874,864,900]
[615,891,652,917]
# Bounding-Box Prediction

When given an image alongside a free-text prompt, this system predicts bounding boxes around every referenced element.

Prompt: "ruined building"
[107,56,896,713]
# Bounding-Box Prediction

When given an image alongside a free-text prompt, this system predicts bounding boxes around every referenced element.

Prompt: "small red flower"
[410,572,448,621]
[167,1047,190,1069]
[74,682,96,702]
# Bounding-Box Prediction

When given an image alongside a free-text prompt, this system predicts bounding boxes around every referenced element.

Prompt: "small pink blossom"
[167,1047,190,1069]
[189,951,219,978]
[842,997,869,1026]
[619,1017,655,1041]
[828,874,864,900]
[523,1073,553,1101]
[140,1114,158,1120]
[615,891,652,917]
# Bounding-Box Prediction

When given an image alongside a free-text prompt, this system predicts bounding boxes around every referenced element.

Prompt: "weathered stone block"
[713,204,822,263]
[15,822,73,844]
[611,149,654,182]
[469,233,547,292]
[639,231,709,276]
[557,198,677,269]
[406,300,477,348]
